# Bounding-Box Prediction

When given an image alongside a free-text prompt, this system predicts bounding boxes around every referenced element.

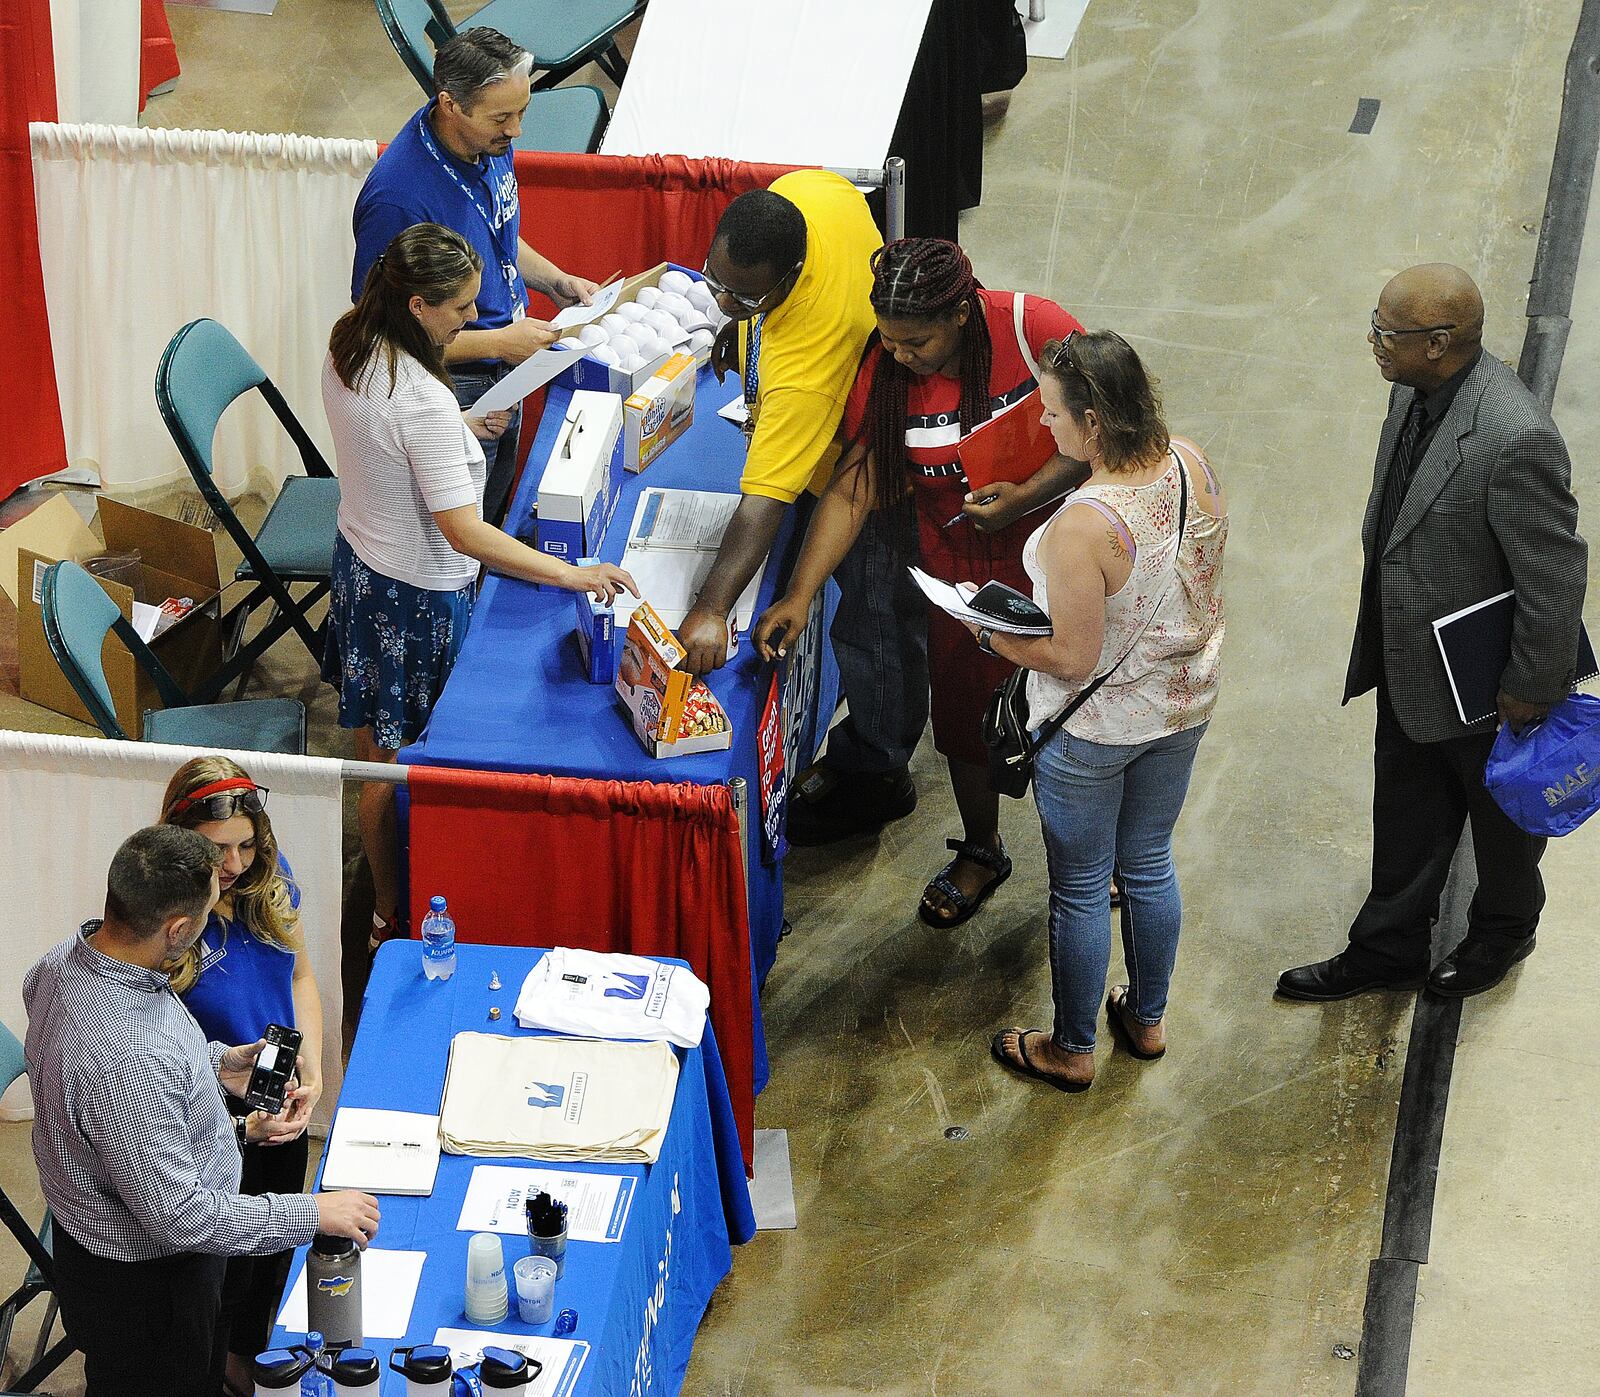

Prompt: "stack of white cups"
[464,1232,509,1325]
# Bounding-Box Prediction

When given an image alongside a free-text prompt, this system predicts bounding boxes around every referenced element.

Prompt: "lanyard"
[742,313,766,411]
[414,107,524,318]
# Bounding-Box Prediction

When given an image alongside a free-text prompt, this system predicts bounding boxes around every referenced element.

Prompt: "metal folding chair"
[155,318,340,704]
[41,560,307,755]
[0,1024,74,1393]
[374,0,621,153]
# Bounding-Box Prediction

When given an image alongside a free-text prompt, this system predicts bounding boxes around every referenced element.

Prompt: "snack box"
[614,600,733,757]
[624,353,697,473]
[535,390,624,564]
[573,565,617,685]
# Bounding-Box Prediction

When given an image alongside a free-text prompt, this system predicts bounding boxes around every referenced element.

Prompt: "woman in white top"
[322,223,634,947]
[971,330,1227,1092]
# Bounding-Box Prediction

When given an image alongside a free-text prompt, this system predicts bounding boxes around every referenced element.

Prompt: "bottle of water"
[420,895,457,982]
[300,1331,331,1396]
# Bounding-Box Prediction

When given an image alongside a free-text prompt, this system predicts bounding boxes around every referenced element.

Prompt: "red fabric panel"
[511,152,801,320]
[140,0,181,113]
[0,0,67,498]
[407,766,756,1167]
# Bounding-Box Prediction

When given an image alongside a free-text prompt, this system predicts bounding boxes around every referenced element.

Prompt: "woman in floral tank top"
[971,331,1228,1093]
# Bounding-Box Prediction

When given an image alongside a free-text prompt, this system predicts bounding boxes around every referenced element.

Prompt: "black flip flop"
[919,838,1013,928]
[1106,987,1166,1060]
[989,1028,1091,1093]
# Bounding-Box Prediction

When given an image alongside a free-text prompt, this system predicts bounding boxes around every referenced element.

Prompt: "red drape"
[1,0,67,500]
[140,0,181,113]
[407,766,757,1168]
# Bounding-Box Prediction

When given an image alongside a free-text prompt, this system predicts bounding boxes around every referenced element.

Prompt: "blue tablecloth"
[273,942,754,1396]
[404,370,841,1094]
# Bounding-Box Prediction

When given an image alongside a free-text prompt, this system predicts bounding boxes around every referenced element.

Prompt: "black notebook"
[1431,591,1597,725]
[965,581,1052,632]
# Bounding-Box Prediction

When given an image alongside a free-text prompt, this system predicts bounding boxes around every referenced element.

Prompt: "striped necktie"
[1376,396,1428,549]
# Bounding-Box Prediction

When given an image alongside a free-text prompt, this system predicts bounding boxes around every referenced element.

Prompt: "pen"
[346,1139,424,1149]
[943,494,999,528]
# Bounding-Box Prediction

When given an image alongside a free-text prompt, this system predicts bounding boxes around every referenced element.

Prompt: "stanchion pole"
[726,775,751,905]
[885,156,907,241]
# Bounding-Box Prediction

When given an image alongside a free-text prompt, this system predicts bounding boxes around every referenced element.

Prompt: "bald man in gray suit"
[1279,264,1587,1003]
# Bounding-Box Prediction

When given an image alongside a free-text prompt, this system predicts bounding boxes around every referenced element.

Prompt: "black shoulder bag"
[983,459,1188,798]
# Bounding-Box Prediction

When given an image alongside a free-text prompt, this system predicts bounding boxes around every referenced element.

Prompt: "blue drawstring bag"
[1484,692,1600,836]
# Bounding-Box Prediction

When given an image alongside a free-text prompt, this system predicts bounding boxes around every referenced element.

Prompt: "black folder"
[1431,590,1597,725]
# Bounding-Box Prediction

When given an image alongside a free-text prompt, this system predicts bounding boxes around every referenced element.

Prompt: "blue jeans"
[1032,721,1208,1051]
[449,364,521,528]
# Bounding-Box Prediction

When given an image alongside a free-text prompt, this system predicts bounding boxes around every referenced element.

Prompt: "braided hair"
[857,238,992,514]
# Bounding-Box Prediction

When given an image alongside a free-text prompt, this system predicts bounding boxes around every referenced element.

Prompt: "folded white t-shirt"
[439,1033,678,1165]
[514,948,708,1048]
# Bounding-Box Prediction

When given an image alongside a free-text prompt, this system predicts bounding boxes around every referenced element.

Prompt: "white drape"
[47,0,140,126]
[30,123,378,498]
[0,731,346,1131]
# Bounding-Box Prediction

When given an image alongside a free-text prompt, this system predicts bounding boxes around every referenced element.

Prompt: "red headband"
[169,776,258,817]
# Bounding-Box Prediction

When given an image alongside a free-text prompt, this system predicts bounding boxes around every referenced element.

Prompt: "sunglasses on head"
[168,777,268,823]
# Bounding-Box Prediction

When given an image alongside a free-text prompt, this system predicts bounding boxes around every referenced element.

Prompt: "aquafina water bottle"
[300,1332,331,1396]
[420,895,457,982]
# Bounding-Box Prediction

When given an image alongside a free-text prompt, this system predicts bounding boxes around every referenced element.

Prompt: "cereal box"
[614,601,733,756]
[623,353,697,473]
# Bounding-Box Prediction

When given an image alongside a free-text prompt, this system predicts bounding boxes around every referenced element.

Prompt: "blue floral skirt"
[320,534,476,751]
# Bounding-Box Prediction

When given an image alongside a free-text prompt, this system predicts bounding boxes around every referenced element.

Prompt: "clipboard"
[1431,590,1597,725]
[955,389,1056,492]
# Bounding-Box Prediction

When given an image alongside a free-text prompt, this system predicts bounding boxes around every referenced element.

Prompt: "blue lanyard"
[742,314,765,411]
[414,107,523,313]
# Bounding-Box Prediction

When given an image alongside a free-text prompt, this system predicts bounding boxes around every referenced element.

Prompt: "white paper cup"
[464,1233,508,1325]
[513,1254,557,1325]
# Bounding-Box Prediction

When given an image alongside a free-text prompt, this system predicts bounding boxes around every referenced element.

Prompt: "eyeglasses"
[168,778,268,823]
[700,257,804,313]
[1369,311,1457,345]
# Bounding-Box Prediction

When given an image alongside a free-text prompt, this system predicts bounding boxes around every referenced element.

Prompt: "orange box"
[614,601,731,757]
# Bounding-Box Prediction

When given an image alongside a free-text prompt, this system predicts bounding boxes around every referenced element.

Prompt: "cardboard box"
[624,353,698,473]
[4,494,223,732]
[535,391,624,565]
[614,600,732,757]
[573,569,618,685]
[555,263,713,397]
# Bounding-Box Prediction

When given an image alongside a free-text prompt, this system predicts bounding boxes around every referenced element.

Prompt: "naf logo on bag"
[1544,760,1593,808]
[526,1081,566,1109]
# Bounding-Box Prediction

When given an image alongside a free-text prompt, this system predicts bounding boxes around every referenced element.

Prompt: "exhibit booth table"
[273,941,754,1396]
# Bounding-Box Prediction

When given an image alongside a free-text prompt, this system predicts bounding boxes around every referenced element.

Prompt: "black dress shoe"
[1427,934,1536,998]
[1275,952,1426,1002]
[785,766,916,846]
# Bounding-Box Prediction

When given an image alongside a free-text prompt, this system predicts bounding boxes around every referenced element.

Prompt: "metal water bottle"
[305,1233,363,1349]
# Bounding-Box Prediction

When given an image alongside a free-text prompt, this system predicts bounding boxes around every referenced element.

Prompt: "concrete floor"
[2,0,1597,1392]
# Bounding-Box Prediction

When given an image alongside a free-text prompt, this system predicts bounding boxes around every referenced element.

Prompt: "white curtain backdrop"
[30,123,378,498]
[46,0,140,127]
[0,731,346,1131]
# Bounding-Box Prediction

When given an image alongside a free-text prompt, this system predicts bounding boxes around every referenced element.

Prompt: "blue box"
[574,568,618,684]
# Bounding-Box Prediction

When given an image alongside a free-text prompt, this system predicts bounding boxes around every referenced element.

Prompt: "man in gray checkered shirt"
[24,825,380,1397]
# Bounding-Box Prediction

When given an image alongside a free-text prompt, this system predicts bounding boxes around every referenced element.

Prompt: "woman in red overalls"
[756,239,1085,925]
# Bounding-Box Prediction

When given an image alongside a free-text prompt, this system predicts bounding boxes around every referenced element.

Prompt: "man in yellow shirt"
[683,170,929,841]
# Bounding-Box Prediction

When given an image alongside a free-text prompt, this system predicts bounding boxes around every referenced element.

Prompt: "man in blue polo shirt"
[353,28,598,525]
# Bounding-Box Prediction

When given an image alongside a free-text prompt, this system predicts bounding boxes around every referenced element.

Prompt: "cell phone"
[244,1023,302,1115]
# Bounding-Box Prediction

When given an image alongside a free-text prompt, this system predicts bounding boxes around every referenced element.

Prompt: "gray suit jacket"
[1344,351,1588,743]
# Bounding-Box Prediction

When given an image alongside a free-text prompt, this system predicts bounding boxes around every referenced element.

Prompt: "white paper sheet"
[456,1165,637,1243]
[432,1329,590,1397]
[601,0,932,168]
[320,1107,442,1196]
[130,600,163,643]
[277,1248,426,1339]
[549,280,626,330]
[717,396,750,426]
[470,344,586,415]
[616,490,768,632]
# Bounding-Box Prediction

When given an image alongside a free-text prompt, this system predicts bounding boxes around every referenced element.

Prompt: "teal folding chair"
[374,0,618,153]
[40,561,307,755]
[0,1023,75,1392]
[155,319,340,703]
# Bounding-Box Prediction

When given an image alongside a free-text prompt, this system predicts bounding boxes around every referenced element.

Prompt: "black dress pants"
[52,1224,228,1397]
[1347,687,1546,974]
[223,1131,311,1358]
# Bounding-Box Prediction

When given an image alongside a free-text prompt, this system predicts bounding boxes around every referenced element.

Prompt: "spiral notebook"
[320,1108,442,1196]
[1431,591,1596,726]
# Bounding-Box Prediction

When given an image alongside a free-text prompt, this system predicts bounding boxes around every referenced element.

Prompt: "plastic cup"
[464,1232,508,1325]
[512,1254,557,1325]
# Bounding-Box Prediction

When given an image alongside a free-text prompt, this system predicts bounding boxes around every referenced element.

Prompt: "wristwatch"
[977,626,997,656]
[234,1114,250,1150]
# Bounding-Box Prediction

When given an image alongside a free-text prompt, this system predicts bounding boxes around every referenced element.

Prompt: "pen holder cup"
[527,1223,567,1279]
